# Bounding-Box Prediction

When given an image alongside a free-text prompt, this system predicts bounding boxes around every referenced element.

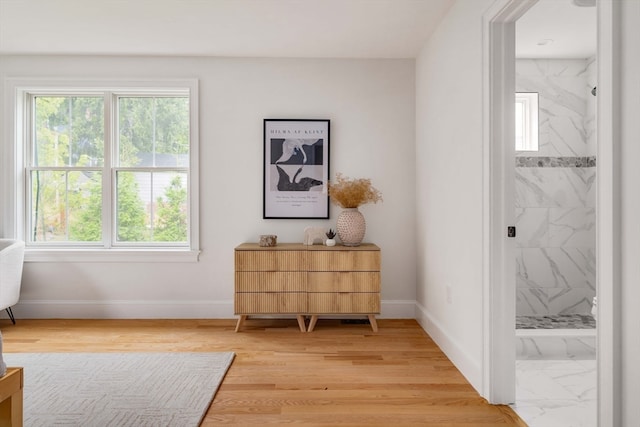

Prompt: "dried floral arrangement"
[328,173,383,209]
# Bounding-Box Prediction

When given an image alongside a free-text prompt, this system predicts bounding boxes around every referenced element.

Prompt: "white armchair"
[0,240,25,324]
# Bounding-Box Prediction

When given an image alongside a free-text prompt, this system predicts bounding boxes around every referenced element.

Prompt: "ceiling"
[516,0,596,58]
[0,0,454,58]
[0,0,595,59]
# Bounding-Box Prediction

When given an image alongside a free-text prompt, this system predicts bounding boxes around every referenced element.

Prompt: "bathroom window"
[515,92,539,151]
[7,79,200,262]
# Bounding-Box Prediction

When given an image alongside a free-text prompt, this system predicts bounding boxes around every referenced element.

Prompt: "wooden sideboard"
[0,367,23,427]
[234,243,380,332]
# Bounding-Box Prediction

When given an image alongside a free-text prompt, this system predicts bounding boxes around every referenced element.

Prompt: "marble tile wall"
[515,59,596,317]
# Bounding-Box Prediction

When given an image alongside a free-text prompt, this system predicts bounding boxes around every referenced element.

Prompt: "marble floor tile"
[511,399,596,427]
[516,334,596,360]
[512,360,596,427]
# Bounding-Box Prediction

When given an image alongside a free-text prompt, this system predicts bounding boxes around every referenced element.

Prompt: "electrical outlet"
[446,286,452,304]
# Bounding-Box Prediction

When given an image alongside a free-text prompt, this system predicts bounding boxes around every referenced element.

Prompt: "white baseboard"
[414,302,482,394]
[10,299,417,320]
[11,300,236,319]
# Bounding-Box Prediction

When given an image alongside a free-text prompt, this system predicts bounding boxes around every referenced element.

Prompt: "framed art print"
[263,119,330,219]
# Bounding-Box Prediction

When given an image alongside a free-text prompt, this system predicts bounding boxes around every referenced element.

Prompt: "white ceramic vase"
[336,208,366,246]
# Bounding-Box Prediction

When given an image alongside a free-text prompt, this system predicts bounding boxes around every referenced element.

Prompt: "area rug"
[3,352,235,427]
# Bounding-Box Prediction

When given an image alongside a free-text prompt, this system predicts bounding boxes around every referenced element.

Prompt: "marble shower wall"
[515,59,596,317]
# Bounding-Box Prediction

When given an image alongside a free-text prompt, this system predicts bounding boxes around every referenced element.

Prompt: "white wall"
[0,55,416,319]
[619,0,640,423]
[415,0,492,392]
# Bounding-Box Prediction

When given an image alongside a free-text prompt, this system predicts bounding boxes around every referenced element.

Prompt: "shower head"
[591,86,597,96]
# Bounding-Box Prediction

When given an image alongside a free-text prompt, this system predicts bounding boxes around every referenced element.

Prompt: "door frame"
[481,0,537,405]
[481,1,620,424]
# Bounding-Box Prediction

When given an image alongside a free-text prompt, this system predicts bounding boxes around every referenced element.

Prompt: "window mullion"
[67,98,73,168]
[103,92,114,249]
[152,97,157,167]
[65,171,70,240]
[31,170,40,242]
[25,94,36,243]
[150,172,155,241]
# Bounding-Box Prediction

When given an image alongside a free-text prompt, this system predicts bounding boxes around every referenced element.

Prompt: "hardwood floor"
[1,318,527,426]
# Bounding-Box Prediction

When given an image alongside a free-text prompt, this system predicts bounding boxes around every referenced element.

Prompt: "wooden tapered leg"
[235,315,247,332]
[368,314,378,332]
[307,315,319,332]
[296,315,307,332]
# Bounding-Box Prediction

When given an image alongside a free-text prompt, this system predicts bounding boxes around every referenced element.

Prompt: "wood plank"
[1,319,526,426]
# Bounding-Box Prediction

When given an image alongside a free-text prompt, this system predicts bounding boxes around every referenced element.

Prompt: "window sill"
[24,248,200,263]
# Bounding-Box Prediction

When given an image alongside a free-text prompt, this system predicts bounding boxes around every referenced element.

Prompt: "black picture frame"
[263,119,330,219]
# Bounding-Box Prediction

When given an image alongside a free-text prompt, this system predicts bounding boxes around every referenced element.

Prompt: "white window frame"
[515,92,539,152]
[2,78,200,262]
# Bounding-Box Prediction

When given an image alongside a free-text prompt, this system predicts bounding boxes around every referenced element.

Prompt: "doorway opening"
[511,1,597,425]
[483,0,617,425]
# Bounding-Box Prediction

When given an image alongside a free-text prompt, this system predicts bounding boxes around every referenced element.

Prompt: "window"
[515,92,539,151]
[6,80,199,262]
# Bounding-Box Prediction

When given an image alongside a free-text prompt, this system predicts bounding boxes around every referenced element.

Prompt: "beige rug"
[4,352,234,427]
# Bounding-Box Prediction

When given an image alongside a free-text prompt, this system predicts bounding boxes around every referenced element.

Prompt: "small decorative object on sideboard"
[325,229,336,246]
[259,234,277,247]
[303,226,326,245]
[328,173,383,246]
